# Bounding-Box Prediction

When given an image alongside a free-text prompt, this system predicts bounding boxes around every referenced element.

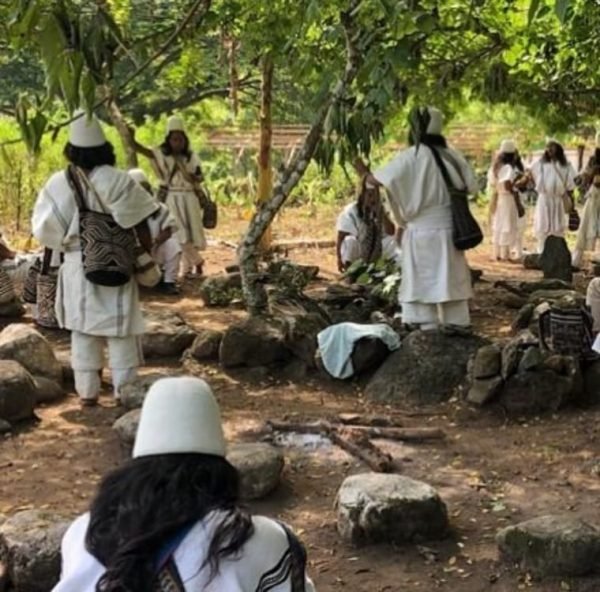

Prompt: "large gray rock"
[142,311,196,358]
[113,409,141,444]
[528,290,585,307]
[499,370,573,415]
[184,330,223,362]
[227,443,284,500]
[119,373,177,410]
[467,376,503,406]
[220,315,291,368]
[539,236,573,283]
[512,304,535,332]
[365,331,486,405]
[198,272,243,307]
[0,325,62,383]
[0,419,11,435]
[518,346,545,372]
[497,515,600,577]
[32,377,65,405]
[335,473,448,546]
[473,345,502,379]
[0,361,36,423]
[519,279,573,293]
[0,510,69,592]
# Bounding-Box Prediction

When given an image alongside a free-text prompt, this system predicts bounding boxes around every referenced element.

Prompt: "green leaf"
[555,0,570,22]
[527,0,541,24]
[81,69,96,113]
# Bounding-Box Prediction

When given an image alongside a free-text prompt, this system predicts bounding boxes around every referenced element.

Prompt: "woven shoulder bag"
[67,166,136,287]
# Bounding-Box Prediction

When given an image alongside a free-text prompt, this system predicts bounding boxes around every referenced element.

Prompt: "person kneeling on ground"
[52,376,316,592]
[336,176,401,272]
[128,168,182,295]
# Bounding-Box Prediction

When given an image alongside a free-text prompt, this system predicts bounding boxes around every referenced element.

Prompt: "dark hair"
[408,132,448,149]
[86,453,254,591]
[160,131,192,159]
[542,141,568,167]
[63,142,116,170]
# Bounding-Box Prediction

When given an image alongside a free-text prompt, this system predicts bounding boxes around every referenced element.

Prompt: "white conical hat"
[127,168,149,185]
[133,377,226,459]
[426,107,443,135]
[69,110,106,148]
[167,116,186,134]
[499,139,516,154]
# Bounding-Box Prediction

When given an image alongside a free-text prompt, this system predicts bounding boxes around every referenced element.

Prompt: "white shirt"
[53,512,316,592]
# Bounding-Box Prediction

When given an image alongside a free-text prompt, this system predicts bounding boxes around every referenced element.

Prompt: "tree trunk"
[238,3,362,315]
[257,54,274,252]
[105,92,138,169]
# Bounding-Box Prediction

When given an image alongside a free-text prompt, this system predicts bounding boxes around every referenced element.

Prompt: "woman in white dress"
[52,376,315,592]
[529,140,577,253]
[488,140,526,261]
[573,175,600,267]
[132,117,208,278]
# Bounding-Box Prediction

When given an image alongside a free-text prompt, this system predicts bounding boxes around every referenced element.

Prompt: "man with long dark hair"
[131,116,208,278]
[52,377,315,591]
[528,139,577,253]
[32,112,159,406]
[358,107,478,330]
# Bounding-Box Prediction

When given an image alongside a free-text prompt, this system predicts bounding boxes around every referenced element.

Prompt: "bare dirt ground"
[1,204,600,592]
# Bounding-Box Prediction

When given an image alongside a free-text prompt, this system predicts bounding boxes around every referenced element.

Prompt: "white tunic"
[575,186,600,252]
[32,166,158,337]
[530,159,576,239]
[53,512,316,592]
[374,145,478,304]
[491,164,519,248]
[152,149,206,249]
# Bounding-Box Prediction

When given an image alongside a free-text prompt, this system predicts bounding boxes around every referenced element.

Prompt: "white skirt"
[166,191,206,249]
[534,192,566,239]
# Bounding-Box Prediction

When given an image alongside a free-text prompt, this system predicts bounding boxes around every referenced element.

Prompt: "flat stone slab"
[0,510,69,592]
[227,443,284,500]
[335,473,449,546]
[497,515,600,577]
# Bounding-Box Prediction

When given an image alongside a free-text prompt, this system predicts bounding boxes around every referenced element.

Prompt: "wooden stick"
[329,428,394,473]
[337,413,404,428]
[344,425,446,442]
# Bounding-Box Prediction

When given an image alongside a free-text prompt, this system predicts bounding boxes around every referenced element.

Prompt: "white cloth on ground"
[32,166,158,337]
[151,148,206,249]
[586,278,600,332]
[317,322,401,379]
[374,145,477,305]
[402,300,470,328]
[530,159,576,244]
[52,511,316,592]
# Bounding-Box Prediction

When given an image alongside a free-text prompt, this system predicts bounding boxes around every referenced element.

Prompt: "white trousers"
[341,235,402,266]
[153,238,181,283]
[181,242,204,275]
[71,331,143,401]
[402,300,471,330]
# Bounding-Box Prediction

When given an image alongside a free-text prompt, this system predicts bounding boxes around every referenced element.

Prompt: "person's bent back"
[53,377,315,591]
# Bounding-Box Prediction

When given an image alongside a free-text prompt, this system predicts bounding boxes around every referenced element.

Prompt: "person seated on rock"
[0,230,39,287]
[128,168,182,296]
[52,376,316,592]
[336,176,401,272]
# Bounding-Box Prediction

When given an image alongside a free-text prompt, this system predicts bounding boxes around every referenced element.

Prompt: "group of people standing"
[488,134,600,266]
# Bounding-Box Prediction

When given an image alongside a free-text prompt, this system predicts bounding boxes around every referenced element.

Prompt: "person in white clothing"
[336,177,401,271]
[32,112,159,406]
[573,175,600,268]
[128,168,182,295]
[52,376,316,592]
[528,139,577,253]
[357,107,478,330]
[131,117,208,278]
[487,140,526,261]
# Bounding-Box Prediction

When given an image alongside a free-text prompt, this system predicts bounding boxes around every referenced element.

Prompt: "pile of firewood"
[264,413,445,473]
